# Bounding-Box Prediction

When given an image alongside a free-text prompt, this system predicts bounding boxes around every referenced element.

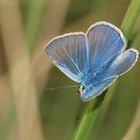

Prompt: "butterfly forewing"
[45,33,88,83]
[86,22,126,74]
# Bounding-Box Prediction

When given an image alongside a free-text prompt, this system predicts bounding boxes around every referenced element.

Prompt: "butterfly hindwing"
[80,75,119,101]
[105,48,139,77]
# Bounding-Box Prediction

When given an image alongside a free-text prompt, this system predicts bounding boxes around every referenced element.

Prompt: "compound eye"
[78,85,85,93]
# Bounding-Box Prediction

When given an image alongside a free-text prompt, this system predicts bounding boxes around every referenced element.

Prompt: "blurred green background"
[0,0,140,140]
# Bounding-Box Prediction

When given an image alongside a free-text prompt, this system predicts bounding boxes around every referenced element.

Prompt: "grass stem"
[73,0,140,140]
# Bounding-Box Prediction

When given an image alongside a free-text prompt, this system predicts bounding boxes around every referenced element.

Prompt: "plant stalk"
[73,0,140,140]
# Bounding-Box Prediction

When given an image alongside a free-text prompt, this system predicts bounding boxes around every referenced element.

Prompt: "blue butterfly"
[45,21,139,102]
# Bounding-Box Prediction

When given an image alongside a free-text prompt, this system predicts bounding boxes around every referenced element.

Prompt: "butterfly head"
[78,85,85,94]
[79,84,94,102]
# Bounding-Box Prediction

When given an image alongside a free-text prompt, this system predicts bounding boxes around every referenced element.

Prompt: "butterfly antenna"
[46,85,79,90]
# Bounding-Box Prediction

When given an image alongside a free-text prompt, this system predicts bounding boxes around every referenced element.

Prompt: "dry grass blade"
[32,0,71,93]
[0,0,44,139]
[122,100,140,140]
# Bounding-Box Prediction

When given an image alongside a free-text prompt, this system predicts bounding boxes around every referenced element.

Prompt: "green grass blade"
[91,81,118,139]
[121,0,140,38]
[0,95,16,140]
[72,0,140,140]
[25,0,47,53]
[73,94,105,140]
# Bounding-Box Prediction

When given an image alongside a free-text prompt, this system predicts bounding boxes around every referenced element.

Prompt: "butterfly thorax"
[82,55,117,87]
[79,55,117,101]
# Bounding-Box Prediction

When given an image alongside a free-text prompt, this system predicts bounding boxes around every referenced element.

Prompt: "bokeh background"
[0,0,140,140]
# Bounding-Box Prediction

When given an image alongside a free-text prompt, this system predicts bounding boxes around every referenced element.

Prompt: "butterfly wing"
[86,22,126,73]
[105,48,139,77]
[45,33,88,83]
[81,48,138,101]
